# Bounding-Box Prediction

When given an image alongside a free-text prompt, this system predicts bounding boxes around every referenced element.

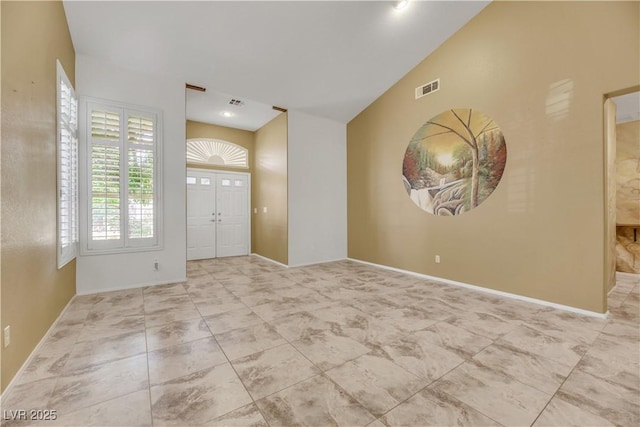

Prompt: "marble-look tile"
[40,323,81,354]
[376,332,464,382]
[146,318,211,352]
[232,344,319,400]
[144,304,202,328]
[143,283,187,298]
[532,395,615,427]
[600,318,640,342]
[51,389,152,427]
[50,354,149,414]
[1,377,58,413]
[194,296,247,317]
[78,314,146,342]
[414,322,493,359]
[204,307,264,335]
[447,311,519,340]
[344,295,401,315]
[208,403,268,427]
[325,354,426,417]
[432,360,551,426]
[63,330,146,372]
[148,337,227,385]
[143,294,195,313]
[381,388,500,427]
[256,374,375,427]
[252,299,330,323]
[16,349,70,385]
[269,311,328,341]
[373,307,438,333]
[215,322,286,360]
[527,308,605,345]
[236,289,283,307]
[188,287,237,304]
[473,343,573,395]
[557,369,640,427]
[576,334,640,391]
[292,329,371,370]
[498,325,586,367]
[90,296,144,319]
[312,305,406,348]
[150,363,253,426]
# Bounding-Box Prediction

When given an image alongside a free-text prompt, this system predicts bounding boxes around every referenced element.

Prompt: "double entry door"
[187,169,250,261]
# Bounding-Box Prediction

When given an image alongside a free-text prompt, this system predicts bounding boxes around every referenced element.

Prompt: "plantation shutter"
[57,61,79,267]
[83,100,160,252]
[127,114,155,242]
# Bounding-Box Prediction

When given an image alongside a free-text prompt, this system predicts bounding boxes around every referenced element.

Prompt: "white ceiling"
[63,0,489,128]
[613,91,640,124]
[186,88,281,131]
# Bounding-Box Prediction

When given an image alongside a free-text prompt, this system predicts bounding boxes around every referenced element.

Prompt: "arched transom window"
[186,138,248,168]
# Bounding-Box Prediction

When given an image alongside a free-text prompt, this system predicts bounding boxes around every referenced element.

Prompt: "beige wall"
[253,113,288,264]
[186,120,255,174]
[347,1,639,313]
[1,1,76,391]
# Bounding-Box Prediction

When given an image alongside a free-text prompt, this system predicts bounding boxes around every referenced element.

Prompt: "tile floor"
[1,256,638,426]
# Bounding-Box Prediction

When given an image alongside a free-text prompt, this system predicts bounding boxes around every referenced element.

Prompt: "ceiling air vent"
[229,99,244,106]
[415,79,440,100]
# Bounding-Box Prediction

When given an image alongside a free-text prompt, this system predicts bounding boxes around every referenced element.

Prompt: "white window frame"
[56,60,78,268]
[78,97,163,255]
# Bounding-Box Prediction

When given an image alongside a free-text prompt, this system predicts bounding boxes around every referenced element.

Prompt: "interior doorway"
[604,88,640,300]
[186,168,250,260]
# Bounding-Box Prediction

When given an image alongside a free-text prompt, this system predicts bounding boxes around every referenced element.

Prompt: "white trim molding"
[250,253,289,268]
[348,258,609,319]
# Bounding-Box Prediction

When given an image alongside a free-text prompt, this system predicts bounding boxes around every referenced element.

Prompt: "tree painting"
[402,109,507,216]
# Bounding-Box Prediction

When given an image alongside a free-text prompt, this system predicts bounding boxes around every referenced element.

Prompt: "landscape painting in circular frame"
[402,108,507,216]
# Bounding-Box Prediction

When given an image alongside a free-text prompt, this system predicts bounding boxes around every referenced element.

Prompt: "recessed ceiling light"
[394,0,409,10]
[221,111,234,118]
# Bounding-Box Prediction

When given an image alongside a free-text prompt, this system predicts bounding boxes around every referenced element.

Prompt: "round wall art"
[402,108,507,216]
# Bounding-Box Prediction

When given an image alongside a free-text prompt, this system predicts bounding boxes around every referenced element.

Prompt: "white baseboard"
[76,277,188,296]
[287,257,348,268]
[347,258,609,319]
[0,297,74,402]
[250,253,289,268]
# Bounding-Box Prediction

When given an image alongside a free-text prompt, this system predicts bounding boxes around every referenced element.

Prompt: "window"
[186,139,248,168]
[57,61,78,268]
[80,98,162,253]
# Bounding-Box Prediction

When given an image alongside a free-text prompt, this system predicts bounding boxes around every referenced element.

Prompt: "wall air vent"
[229,99,244,106]
[415,79,440,100]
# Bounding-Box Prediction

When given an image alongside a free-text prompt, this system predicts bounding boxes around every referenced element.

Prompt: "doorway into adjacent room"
[603,88,640,301]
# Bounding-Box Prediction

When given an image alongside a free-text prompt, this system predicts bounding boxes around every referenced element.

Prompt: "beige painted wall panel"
[1,1,76,391]
[253,113,288,265]
[347,1,639,313]
[186,120,255,174]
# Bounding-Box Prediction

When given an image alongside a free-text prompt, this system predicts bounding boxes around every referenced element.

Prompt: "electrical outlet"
[435,255,441,263]
[263,207,268,213]
[4,325,10,347]
[153,259,159,271]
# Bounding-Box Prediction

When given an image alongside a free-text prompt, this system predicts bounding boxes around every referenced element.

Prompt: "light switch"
[253,208,257,214]
[263,207,268,213]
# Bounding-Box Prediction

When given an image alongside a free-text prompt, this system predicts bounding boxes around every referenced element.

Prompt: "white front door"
[186,169,250,261]
[186,171,216,261]
[216,174,250,257]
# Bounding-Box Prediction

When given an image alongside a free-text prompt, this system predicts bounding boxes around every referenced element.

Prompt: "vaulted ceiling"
[63,1,489,128]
